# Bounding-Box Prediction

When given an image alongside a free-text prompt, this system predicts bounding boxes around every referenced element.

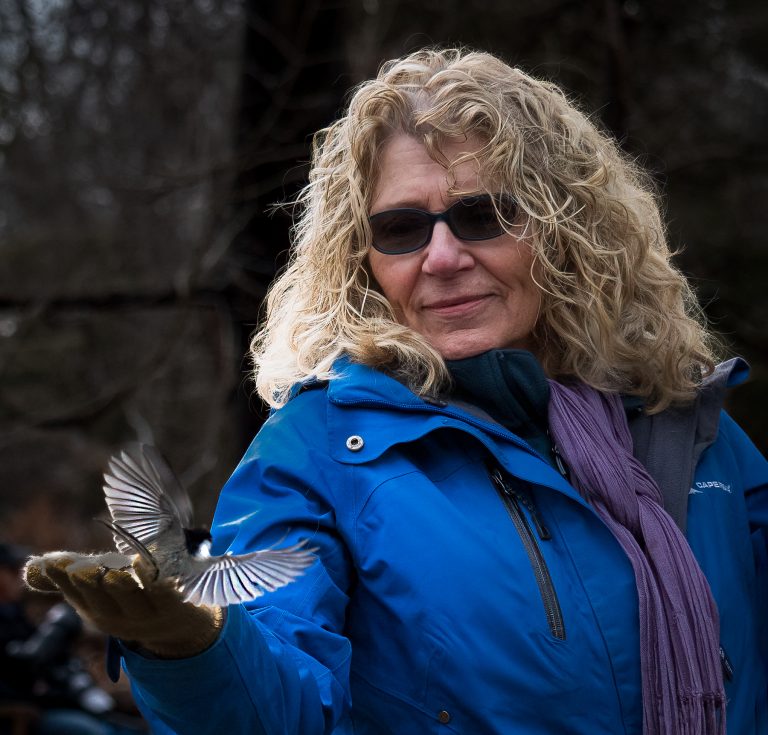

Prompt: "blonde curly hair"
[251,48,718,411]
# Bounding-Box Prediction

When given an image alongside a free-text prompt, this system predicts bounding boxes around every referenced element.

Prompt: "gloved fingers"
[42,556,91,612]
[92,562,187,620]
[99,568,165,619]
[69,551,134,572]
[47,560,151,635]
[131,554,160,589]
[101,566,143,594]
[71,554,185,617]
[73,560,170,622]
[23,555,60,592]
[70,565,129,620]
[24,551,134,595]
[87,569,153,638]
[96,570,217,648]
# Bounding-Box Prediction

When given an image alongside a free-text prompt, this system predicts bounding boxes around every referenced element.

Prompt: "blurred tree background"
[1,0,766,551]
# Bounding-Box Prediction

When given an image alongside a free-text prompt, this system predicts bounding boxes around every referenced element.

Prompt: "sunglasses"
[369,193,517,255]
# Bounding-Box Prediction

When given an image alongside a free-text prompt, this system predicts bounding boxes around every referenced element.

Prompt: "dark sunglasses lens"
[370,210,431,253]
[450,195,516,240]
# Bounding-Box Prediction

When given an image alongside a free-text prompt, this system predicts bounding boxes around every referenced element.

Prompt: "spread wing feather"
[102,443,191,551]
[179,540,318,607]
[136,444,193,527]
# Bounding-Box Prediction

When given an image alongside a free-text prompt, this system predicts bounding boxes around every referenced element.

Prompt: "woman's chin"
[434,335,536,361]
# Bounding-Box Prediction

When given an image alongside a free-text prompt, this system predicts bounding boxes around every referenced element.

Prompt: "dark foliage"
[1,0,766,549]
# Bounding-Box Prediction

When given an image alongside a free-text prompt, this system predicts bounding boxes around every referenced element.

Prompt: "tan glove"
[24,551,224,659]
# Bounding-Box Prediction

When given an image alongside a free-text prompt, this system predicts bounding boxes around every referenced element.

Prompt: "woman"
[25,49,768,734]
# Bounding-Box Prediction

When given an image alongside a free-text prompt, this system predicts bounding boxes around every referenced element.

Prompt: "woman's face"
[367,135,541,360]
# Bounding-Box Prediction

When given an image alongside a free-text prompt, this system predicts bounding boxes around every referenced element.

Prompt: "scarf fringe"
[666,694,726,735]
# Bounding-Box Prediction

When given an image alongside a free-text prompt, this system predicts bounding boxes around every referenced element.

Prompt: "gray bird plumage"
[101,444,317,607]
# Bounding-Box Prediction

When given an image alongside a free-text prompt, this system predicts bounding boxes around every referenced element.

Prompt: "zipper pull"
[516,491,552,541]
[489,467,506,491]
[490,466,551,541]
[489,466,513,497]
[552,443,568,478]
[719,646,734,682]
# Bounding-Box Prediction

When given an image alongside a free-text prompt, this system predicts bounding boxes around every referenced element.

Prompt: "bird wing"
[178,539,318,607]
[97,520,159,578]
[102,443,192,553]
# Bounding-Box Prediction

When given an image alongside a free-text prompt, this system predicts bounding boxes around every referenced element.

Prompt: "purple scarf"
[547,381,725,735]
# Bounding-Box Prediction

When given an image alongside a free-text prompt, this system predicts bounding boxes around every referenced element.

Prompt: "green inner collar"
[445,349,552,461]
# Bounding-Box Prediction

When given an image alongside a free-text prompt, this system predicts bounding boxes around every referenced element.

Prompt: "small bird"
[100,443,317,607]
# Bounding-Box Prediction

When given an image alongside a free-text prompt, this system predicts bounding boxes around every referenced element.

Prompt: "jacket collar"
[319,356,586,507]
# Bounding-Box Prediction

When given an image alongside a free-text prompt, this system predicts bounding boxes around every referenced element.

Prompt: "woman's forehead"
[370,133,494,210]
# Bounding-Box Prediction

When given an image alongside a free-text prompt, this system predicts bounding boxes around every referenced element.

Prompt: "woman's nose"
[421,222,473,275]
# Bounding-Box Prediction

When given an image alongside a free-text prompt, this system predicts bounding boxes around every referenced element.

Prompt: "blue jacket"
[122,359,768,734]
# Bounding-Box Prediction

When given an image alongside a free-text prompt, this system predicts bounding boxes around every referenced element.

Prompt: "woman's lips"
[423,294,492,317]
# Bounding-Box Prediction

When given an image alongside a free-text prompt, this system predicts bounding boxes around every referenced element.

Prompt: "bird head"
[184,527,213,557]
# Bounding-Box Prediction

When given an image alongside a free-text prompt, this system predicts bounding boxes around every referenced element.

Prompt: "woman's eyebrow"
[370,190,488,214]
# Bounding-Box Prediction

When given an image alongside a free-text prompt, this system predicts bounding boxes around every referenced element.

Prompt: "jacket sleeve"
[121,400,355,735]
[718,411,768,533]
[718,411,768,684]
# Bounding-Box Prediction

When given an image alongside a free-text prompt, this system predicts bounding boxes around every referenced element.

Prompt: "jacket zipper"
[489,466,566,641]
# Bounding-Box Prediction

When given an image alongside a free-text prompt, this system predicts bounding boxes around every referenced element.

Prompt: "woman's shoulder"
[695,358,761,463]
[274,358,418,413]
[249,359,410,454]
[713,411,767,473]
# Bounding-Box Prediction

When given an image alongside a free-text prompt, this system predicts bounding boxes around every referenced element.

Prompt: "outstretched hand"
[24,551,223,659]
